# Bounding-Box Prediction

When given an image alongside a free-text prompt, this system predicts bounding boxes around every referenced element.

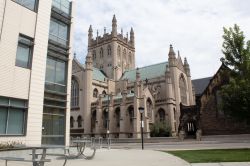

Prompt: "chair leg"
[5,160,7,166]
[63,157,67,166]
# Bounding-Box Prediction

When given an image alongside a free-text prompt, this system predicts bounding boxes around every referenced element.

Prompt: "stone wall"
[200,66,250,135]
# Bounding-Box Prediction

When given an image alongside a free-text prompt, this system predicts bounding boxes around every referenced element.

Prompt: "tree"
[220,24,250,124]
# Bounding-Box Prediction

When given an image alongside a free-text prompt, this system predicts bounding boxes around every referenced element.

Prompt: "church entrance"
[186,121,197,137]
[179,103,200,140]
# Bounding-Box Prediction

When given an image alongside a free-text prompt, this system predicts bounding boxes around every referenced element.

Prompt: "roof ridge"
[192,76,213,81]
[125,61,168,73]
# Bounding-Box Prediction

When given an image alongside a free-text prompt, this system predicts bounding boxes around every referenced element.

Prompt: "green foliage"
[150,121,170,137]
[220,24,250,124]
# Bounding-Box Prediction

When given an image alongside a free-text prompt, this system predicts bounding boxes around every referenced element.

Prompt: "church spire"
[112,14,117,37]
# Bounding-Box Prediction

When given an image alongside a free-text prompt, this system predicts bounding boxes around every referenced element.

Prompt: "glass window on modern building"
[15,35,33,69]
[52,0,71,15]
[49,18,69,46]
[45,57,66,93]
[13,0,39,11]
[0,96,27,135]
[42,107,65,145]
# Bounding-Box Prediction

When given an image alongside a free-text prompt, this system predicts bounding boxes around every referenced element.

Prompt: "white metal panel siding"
[65,1,75,146]
[0,0,37,99]
[0,0,6,40]
[25,0,52,146]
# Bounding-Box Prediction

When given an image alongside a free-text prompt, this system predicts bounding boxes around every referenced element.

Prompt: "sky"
[73,0,250,79]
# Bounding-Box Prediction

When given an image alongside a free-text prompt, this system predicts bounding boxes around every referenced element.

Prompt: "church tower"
[88,15,135,80]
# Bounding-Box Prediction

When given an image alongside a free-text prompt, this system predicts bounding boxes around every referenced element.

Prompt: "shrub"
[0,141,23,150]
[150,121,170,137]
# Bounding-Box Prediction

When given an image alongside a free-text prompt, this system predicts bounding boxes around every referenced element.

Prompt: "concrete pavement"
[1,148,250,166]
[0,149,190,166]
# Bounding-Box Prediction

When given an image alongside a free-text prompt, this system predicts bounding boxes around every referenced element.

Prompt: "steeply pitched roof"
[93,68,107,82]
[192,77,212,95]
[121,62,168,81]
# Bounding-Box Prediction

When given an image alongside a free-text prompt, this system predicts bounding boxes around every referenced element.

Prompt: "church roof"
[102,93,134,101]
[192,77,212,96]
[121,62,168,81]
[93,68,107,82]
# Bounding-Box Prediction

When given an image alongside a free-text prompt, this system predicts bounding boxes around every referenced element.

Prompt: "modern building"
[0,0,74,146]
[71,15,195,138]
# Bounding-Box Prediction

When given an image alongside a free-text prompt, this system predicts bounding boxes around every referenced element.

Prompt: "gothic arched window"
[158,108,165,122]
[107,45,111,56]
[123,49,126,60]
[179,75,187,104]
[129,52,132,64]
[70,116,74,128]
[77,116,83,128]
[100,47,103,58]
[115,107,120,127]
[146,98,153,121]
[93,88,98,98]
[102,90,107,95]
[92,50,96,60]
[117,46,121,66]
[91,110,96,130]
[128,105,134,123]
[103,109,109,129]
[71,78,79,108]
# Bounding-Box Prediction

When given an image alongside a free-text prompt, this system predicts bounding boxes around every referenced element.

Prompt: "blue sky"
[73,0,250,79]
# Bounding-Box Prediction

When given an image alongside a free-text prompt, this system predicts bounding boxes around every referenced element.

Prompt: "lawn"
[166,149,250,163]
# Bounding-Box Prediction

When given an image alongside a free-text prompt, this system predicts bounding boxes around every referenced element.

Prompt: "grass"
[166,149,250,163]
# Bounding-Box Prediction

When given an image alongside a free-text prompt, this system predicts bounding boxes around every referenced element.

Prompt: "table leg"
[32,148,38,166]
[39,149,47,166]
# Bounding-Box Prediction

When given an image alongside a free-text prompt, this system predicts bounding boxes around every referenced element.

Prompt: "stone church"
[70,15,195,138]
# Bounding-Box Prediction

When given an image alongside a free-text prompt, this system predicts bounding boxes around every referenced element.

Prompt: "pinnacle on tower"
[184,57,188,65]
[168,44,176,59]
[85,52,93,70]
[88,25,93,33]
[136,67,140,80]
[88,25,93,46]
[112,14,117,36]
[130,27,135,47]
[177,50,181,59]
[184,57,190,76]
[130,27,134,35]
[112,14,117,24]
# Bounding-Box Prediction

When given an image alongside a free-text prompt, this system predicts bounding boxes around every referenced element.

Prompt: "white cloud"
[73,0,250,79]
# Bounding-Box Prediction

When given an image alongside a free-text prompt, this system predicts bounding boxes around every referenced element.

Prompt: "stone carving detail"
[149,84,161,100]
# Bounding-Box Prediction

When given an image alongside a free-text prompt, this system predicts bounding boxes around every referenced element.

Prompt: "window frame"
[45,56,67,93]
[52,0,71,15]
[15,34,34,69]
[49,18,69,46]
[0,96,28,136]
[12,0,39,12]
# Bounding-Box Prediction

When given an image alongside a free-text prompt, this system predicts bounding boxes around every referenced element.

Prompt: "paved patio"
[0,148,190,166]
